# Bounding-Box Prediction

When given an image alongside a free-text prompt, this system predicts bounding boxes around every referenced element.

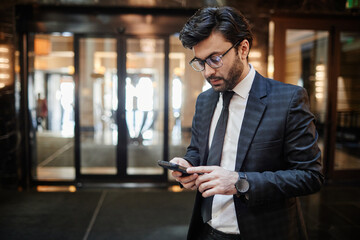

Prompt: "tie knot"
[222,91,235,108]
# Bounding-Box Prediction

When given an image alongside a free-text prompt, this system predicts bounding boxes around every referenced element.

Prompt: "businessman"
[170,6,324,240]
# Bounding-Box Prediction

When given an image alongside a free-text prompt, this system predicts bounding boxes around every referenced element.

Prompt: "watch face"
[236,179,249,193]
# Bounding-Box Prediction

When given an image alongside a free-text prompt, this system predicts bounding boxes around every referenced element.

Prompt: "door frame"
[272,13,360,180]
[74,34,170,183]
[16,4,195,187]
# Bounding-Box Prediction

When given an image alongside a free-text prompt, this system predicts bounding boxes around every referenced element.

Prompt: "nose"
[203,63,216,78]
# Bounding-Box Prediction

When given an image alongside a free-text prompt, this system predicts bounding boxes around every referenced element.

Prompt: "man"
[170,6,324,240]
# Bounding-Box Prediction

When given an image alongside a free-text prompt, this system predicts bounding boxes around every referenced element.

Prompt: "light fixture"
[0,44,12,89]
[315,63,326,99]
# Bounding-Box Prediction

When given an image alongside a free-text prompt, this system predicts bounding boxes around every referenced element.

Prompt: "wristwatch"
[235,172,249,198]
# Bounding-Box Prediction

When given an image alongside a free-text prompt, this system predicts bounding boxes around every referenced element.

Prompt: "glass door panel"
[284,30,329,155]
[125,38,164,175]
[335,32,360,170]
[30,33,75,180]
[79,38,118,175]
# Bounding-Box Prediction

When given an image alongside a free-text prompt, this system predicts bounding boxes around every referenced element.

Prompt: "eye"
[194,59,204,66]
[206,55,221,66]
[208,55,221,64]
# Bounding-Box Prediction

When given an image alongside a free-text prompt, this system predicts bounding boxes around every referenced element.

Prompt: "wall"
[0,3,18,189]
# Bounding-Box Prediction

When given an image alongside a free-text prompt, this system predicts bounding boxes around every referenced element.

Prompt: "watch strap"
[238,172,247,180]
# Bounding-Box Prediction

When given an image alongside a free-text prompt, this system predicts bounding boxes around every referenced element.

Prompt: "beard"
[206,56,244,92]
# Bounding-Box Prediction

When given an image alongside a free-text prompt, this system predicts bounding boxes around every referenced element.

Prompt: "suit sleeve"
[244,87,324,206]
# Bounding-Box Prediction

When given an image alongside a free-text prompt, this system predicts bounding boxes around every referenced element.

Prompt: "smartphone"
[157,160,190,176]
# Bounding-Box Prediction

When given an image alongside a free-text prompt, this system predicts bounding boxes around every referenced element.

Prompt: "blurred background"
[0,1,359,239]
[1,0,360,188]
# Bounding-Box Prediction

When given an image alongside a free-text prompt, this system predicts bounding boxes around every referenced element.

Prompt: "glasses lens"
[190,59,204,71]
[207,55,223,69]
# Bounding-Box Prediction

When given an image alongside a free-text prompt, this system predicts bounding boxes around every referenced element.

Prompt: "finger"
[202,188,217,198]
[195,172,213,187]
[172,171,183,178]
[180,174,198,184]
[180,175,198,189]
[173,173,198,186]
[187,166,216,174]
[197,178,216,193]
[170,157,181,165]
[182,182,196,189]
[170,158,192,168]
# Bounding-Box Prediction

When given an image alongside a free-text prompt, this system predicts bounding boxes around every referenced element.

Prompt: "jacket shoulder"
[262,75,305,97]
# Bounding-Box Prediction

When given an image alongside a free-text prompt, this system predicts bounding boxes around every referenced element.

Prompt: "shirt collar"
[232,63,255,99]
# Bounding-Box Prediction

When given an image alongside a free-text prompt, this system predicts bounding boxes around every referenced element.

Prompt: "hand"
[170,158,198,190]
[187,166,238,198]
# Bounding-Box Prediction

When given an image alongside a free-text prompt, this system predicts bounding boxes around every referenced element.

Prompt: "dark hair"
[179,6,253,50]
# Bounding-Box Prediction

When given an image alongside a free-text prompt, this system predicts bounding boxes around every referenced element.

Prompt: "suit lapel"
[235,72,267,171]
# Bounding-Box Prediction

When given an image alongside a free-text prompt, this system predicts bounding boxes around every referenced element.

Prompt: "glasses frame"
[189,40,240,72]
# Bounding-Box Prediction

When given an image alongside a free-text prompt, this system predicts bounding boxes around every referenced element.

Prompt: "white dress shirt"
[207,64,255,234]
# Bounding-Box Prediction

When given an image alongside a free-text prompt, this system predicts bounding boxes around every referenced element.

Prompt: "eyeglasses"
[189,41,240,72]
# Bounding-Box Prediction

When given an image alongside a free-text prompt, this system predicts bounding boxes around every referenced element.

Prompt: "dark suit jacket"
[184,72,324,240]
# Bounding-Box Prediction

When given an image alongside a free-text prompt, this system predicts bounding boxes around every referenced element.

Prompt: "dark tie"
[201,90,235,223]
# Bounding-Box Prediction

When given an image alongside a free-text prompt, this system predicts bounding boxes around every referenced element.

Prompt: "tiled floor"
[8,131,359,239]
[0,181,359,240]
[300,182,360,240]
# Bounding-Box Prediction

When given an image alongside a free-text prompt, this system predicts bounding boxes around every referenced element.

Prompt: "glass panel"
[30,33,75,180]
[126,38,164,175]
[79,38,117,175]
[168,35,204,166]
[335,32,360,170]
[285,30,329,156]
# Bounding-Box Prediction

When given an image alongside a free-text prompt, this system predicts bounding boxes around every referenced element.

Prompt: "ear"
[237,39,250,61]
